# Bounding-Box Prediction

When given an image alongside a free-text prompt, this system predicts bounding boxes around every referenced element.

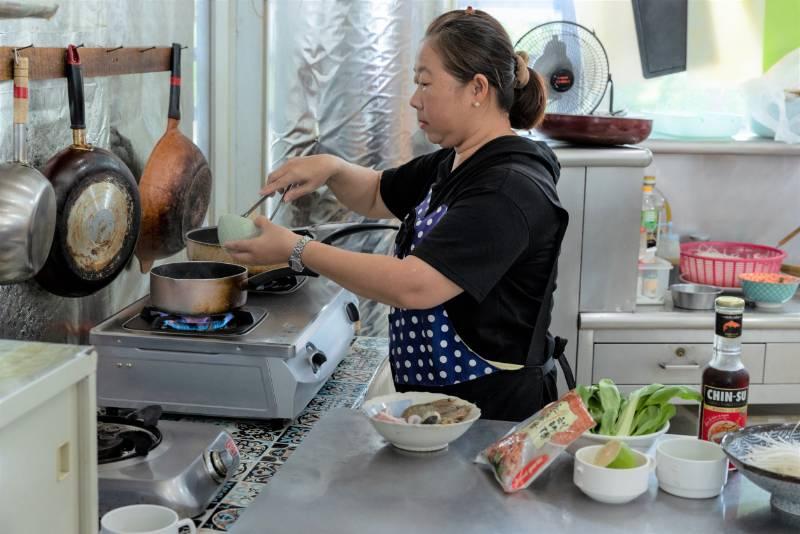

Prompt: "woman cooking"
[226,7,569,422]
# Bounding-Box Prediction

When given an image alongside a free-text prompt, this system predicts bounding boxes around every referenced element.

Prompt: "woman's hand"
[263,154,343,202]
[225,216,302,266]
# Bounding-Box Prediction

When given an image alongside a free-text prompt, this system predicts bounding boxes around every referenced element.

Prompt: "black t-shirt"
[380,136,566,367]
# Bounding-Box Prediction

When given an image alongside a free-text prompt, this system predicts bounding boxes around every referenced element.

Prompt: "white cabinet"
[578,307,800,404]
[0,341,97,534]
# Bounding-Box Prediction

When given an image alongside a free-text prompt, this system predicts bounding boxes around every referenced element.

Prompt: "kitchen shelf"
[0,46,171,81]
[642,138,800,156]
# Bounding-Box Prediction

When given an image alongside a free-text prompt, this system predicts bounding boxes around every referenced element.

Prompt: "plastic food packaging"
[476,390,595,493]
[745,49,800,144]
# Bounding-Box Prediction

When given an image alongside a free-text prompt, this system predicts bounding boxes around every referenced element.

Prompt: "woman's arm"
[225,218,463,309]
[301,241,463,309]
[263,154,395,220]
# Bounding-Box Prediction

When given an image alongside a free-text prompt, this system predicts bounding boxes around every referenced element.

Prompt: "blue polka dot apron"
[388,190,501,387]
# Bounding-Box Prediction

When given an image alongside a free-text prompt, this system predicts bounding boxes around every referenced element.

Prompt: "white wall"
[651,152,800,265]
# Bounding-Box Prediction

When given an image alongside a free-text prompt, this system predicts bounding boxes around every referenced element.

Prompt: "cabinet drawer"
[765,344,800,384]
[593,343,765,385]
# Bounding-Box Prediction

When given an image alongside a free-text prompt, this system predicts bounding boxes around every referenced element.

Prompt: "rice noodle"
[743,422,800,478]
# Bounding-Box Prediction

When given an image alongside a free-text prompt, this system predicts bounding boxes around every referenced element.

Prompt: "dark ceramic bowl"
[721,424,800,523]
[536,113,653,146]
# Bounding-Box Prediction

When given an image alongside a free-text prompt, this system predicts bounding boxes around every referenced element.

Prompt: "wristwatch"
[289,235,313,273]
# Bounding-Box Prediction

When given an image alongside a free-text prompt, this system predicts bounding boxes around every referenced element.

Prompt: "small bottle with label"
[699,297,749,456]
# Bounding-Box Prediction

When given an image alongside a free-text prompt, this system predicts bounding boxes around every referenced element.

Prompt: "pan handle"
[168,43,181,121]
[319,222,399,245]
[66,45,85,131]
[242,223,399,289]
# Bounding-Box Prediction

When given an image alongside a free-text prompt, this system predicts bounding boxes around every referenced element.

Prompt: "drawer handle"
[659,362,700,370]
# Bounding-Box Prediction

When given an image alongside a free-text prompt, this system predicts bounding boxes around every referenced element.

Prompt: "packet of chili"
[476,390,595,493]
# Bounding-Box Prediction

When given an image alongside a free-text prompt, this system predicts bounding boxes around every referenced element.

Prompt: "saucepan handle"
[319,222,399,245]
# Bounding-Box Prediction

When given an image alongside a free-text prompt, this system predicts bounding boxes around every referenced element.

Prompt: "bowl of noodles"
[721,423,800,522]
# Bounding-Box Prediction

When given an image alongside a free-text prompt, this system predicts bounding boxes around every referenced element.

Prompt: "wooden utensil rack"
[0,46,172,80]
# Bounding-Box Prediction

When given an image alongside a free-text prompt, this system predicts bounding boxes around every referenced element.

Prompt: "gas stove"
[90,277,360,419]
[97,407,240,518]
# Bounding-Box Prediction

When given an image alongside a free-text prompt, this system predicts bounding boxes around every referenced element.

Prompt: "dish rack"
[680,241,786,288]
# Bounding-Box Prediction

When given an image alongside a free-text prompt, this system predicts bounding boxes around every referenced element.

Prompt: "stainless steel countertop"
[581,294,800,330]
[229,408,794,534]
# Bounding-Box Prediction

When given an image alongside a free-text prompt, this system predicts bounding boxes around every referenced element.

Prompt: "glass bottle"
[699,296,749,448]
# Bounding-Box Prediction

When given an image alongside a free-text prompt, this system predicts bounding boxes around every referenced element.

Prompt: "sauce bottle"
[698,296,749,449]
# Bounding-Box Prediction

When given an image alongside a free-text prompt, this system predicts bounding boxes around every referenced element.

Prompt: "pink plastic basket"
[680,241,786,288]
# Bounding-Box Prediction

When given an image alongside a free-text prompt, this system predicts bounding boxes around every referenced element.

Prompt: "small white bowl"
[567,422,670,455]
[218,214,260,245]
[361,392,480,452]
[573,445,654,504]
[656,437,728,499]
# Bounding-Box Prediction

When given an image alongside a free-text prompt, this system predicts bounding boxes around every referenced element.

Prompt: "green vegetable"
[577,381,702,437]
[597,379,621,435]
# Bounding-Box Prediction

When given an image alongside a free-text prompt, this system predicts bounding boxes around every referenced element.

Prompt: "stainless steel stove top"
[98,419,240,518]
[90,277,360,419]
[92,276,357,357]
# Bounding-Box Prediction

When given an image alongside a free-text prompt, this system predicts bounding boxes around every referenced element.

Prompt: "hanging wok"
[136,43,212,273]
[35,45,141,297]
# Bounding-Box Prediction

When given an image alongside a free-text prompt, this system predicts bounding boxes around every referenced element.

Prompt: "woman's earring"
[472,102,480,108]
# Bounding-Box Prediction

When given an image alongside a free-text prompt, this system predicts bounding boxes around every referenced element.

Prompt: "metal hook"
[139,46,156,53]
[106,45,124,53]
[12,44,34,65]
[76,43,85,49]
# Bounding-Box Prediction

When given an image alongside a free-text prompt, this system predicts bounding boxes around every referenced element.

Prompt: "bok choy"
[576,380,701,437]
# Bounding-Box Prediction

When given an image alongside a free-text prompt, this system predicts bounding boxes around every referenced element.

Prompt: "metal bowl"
[721,424,800,524]
[670,283,723,310]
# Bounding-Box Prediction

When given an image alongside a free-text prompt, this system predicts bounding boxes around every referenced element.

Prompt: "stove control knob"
[345,302,360,323]
[307,342,327,374]
[208,448,237,483]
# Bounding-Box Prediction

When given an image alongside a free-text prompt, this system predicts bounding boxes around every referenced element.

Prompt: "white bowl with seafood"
[361,392,481,452]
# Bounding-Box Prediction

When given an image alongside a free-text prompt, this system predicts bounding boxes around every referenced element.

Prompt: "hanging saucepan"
[35,45,141,297]
[536,113,653,146]
[185,221,398,279]
[136,43,212,273]
[157,222,398,315]
[0,56,57,283]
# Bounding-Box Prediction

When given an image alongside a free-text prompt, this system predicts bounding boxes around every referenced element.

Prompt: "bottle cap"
[716,296,745,309]
[643,175,656,185]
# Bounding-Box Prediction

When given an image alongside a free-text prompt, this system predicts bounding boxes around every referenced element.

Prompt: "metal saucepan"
[536,113,653,146]
[35,45,141,298]
[136,43,212,273]
[150,261,248,315]
[0,56,57,283]
[185,222,399,277]
[158,222,398,315]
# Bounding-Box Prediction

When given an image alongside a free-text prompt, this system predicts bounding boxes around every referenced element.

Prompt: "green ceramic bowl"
[217,214,260,245]
[739,273,800,308]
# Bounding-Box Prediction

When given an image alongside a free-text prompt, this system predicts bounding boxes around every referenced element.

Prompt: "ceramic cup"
[656,437,728,499]
[100,504,196,534]
[573,445,654,504]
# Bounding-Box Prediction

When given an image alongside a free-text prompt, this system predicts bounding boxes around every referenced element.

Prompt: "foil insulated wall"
[0,0,195,343]
[267,0,445,336]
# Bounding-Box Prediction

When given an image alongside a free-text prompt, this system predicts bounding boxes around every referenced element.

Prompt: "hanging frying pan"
[0,56,57,283]
[35,45,141,298]
[135,43,212,273]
